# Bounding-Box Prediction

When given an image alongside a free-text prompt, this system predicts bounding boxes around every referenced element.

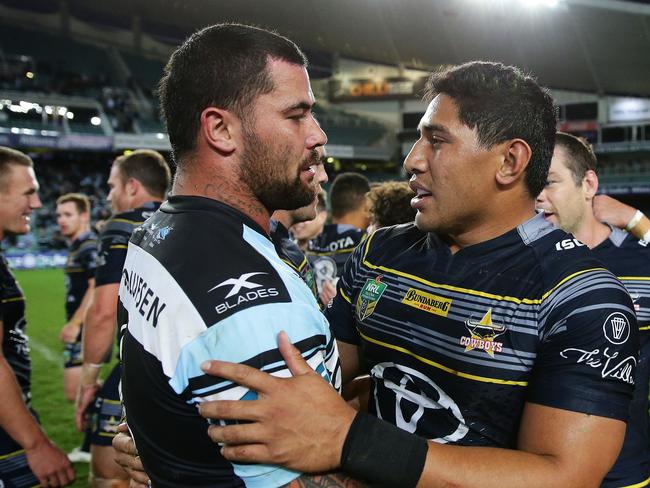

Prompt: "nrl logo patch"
[356,276,387,321]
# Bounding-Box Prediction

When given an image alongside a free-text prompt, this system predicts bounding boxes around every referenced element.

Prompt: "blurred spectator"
[367,181,416,232]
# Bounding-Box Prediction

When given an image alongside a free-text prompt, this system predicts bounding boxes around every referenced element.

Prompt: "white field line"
[30,338,60,366]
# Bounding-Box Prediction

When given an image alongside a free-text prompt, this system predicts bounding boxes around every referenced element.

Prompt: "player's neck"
[173,164,271,234]
[332,212,366,231]
[69,225,90,243]
[572,213,611,249]
[444,203,537,254]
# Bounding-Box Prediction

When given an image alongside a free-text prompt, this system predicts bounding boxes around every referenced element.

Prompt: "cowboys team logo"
[356,276,387,321]
[371,362,468,443]
[460,308,506,357]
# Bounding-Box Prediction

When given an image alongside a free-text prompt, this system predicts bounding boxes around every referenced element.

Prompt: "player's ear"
[496,139,532,187]
[200,106,238,155]
[582,169,599,199]
[125,177,140,197]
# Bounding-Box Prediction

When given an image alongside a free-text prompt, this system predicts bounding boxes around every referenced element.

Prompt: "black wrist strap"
[340,411,428,487]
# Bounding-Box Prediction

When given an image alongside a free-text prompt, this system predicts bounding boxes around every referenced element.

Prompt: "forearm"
[82,294,116,364]
[416,443,565,488]
[69,282,95,328]
[0,355,47,449]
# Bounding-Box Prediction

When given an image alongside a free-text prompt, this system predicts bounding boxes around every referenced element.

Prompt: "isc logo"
[555,238,586,251]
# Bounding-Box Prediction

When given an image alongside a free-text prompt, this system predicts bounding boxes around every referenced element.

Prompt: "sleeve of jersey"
[527,268,639,421]
[95,222,130,286]
[169,302,340,487]
[81,244,98,282]
[326,234,367,345]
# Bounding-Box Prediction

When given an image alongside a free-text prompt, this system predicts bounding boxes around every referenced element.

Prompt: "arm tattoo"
[283,473,366,488]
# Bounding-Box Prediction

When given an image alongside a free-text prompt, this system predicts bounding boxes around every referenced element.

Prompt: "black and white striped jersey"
[328,213,637,448]
[118,195,340,487]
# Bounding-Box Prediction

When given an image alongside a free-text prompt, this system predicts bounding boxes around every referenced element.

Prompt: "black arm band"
[340,411,428,487]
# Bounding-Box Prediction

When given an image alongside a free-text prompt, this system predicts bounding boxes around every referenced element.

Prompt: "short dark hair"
[330,172,370,219]
[113,150,171,199]
[425,61,557,197]
[159,23,308,164]
[57,193,91,214]
[0,146,33,192]
[368,181,416,229]
[554,132,597,185]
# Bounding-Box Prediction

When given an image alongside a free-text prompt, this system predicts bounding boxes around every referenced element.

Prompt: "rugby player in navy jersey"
[56,192,97,463]
[56,193,97,402]
[0,147,74,487]
[196,62,640,488]
[76,150,170,487]
[306,172,370,292]
[536,132,650,488]
[115,23,361,488]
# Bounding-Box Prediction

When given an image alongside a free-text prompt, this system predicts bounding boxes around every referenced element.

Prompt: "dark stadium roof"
[18,0,650,97]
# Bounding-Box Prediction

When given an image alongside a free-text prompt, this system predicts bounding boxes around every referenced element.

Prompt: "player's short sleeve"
[80,241,98,281]
[326,234,367,345]
[95,220,132,286]
[527,268,639,421]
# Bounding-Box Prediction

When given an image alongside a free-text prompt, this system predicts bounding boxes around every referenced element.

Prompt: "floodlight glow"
[521,0,558,7]
[326,157,334,163]
[156,132,165,139]
[25,71,34,79]
[90,116,101,126]
[66,112,74,119]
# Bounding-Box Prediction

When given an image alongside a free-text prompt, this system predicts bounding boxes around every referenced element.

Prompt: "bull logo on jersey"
[371,362,468,443]
[460,308,506,357]
[356,276,387,321]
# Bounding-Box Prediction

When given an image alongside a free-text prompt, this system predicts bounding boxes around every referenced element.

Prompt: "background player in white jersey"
[0,147,74,487]
[536,132,650,487]
[116,23,361,488]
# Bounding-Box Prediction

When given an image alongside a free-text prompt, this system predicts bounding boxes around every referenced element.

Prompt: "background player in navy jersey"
[536,132,650,488]
[76,149,170,487]
[306,172,369,307]
[0,147,75,487]
[196,62,639,488]
[56,192,97,463]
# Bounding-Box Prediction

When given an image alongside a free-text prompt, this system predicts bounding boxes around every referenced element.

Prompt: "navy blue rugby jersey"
[328,213,638,448]
[307,223,365,284]
[0,254,30,403]
[269,219,317,300]
[591,227,650,488]
[64,231,97,320]
[118,196,341,488]
[95,202,159,287]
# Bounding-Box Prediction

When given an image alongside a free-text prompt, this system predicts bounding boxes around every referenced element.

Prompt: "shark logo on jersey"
[148,224,173,247]
[372,362,468,443]
[356,276,387,321]
[460,308,506,357]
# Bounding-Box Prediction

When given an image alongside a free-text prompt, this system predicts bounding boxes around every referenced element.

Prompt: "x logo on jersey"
[208,272,267,298]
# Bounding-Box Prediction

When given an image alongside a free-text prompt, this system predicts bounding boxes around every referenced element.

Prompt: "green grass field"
[15,268,112,487]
